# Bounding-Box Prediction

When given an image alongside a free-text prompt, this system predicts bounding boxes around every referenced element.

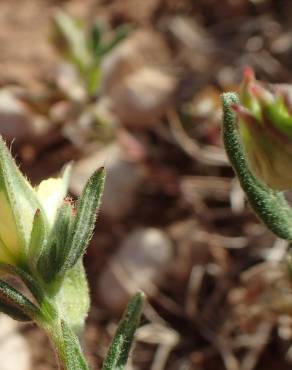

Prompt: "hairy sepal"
[28,208,48,270]
[59,167,105,274]
[37,201,73,283]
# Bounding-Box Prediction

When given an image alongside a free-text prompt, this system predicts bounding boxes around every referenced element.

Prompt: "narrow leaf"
[61,320,90,370]
[0,263,44,304]
[53,11,91,73]
[222,93,292,240]
[102,292,145,370]
[0,280,40,320]
[90,22,103,56]
[0,301,31,321]
[61,167,105,273]
[98,25,130,57]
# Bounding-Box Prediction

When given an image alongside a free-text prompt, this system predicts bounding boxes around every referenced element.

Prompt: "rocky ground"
[1,1,292,370]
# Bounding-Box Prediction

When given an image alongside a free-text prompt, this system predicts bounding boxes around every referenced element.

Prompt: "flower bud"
[0,136,70,266]
[233,68,292,190]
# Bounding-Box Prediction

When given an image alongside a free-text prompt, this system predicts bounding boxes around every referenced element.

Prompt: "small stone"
[0,315,31,370]
[101,30,170,95]
[0,90,32,141]
[70,144,146,220]
[97,228,173,314]
[100,30,176,125]
[0,89,51,141]
[109,67,177,126]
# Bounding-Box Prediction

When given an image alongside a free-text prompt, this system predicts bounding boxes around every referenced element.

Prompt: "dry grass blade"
[240,322,273,370]
[167,108,227,166]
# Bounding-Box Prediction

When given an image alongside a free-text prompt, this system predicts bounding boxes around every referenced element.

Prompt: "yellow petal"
[0,192,21,254]
[36,165,71,225]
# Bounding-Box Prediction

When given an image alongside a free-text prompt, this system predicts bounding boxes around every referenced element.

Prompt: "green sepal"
[28,208,47,270]
[222,93,292,240]
[60,320,90,370]
[102,292,145,370]
[38,201,73,282]
[60,167,105,274]
[0,280,41,321]
[263,98,292,137]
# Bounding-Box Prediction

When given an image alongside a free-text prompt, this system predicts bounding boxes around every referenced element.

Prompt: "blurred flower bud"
[233,68,292,190]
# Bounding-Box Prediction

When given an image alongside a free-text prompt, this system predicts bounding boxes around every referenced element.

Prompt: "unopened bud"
[233,68,292,190]
[0,136,70,266]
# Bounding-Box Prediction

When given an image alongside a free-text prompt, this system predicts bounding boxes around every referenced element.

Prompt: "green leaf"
[53,11,91,74]
[0,280,40,320]
[60,167,105,273]
[102,292,145,370]
[54,260,90,332]
[89,22,103,56]
[0,301,32,322]
[0,263,43,303]
[97,25,131,57]
[0,263,57,322]
[222,93,292,240]
[61,320,90,370]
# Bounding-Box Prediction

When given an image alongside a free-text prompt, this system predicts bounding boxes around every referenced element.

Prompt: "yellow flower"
[36,169,70,226]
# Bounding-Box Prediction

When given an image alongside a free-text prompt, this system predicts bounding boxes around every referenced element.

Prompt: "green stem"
[45,320,67,370]
[40,318,89,370]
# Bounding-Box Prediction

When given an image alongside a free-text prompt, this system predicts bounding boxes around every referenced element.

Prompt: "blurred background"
[1,0,292,369]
